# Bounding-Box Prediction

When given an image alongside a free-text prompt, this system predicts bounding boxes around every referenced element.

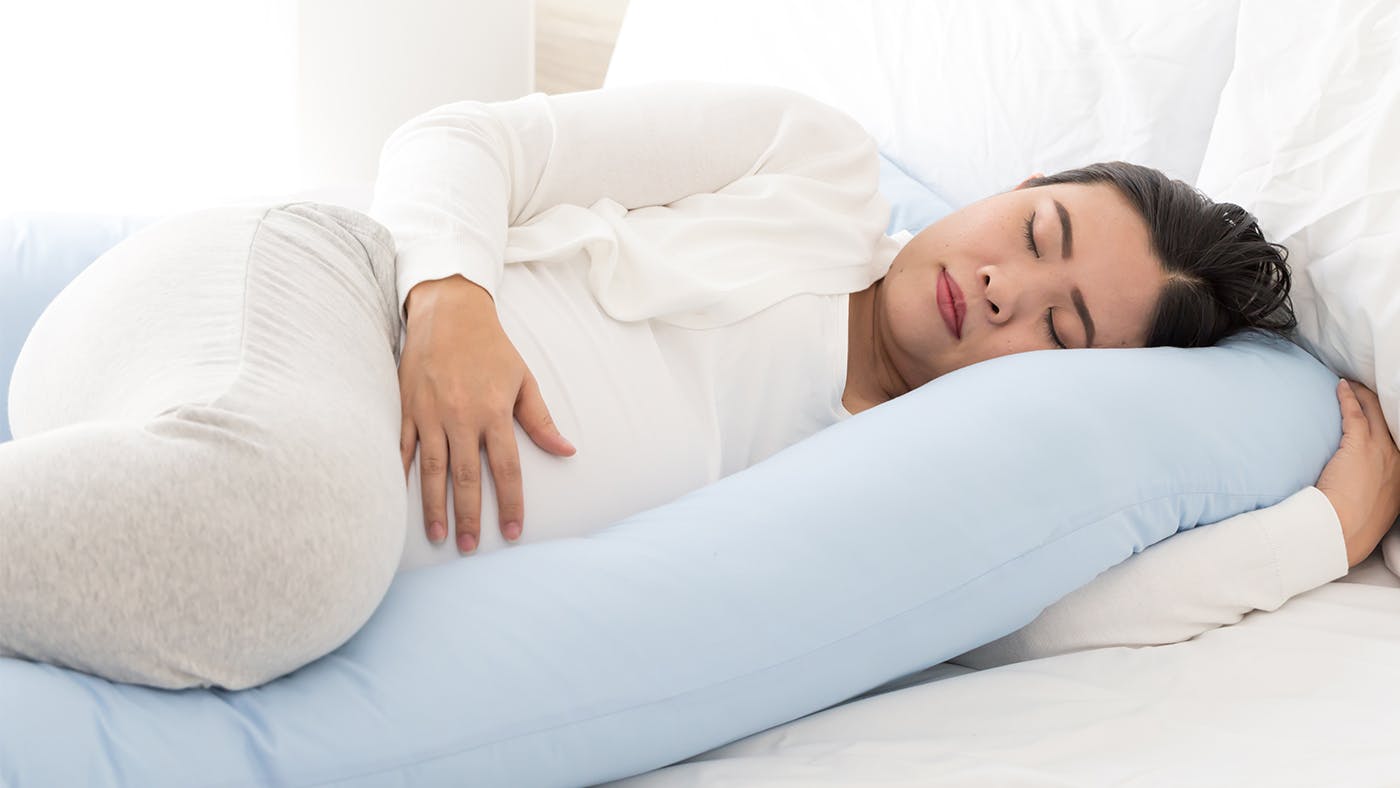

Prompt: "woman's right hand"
[398,275,577,555]
[1314,379,1400,567]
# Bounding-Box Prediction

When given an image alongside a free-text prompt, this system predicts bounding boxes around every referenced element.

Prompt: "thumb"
[1338,380,1368,446]
[516,372,576,456]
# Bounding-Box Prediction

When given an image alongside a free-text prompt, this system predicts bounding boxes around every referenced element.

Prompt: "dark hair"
[1022,162,1296,348]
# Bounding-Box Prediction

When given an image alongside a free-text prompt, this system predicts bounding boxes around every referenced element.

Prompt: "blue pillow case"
[878,152,955,235]
[0,326,1340,786]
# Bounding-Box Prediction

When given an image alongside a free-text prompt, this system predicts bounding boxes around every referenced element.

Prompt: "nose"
[976,261,1057,327]
[976,264,1014,327]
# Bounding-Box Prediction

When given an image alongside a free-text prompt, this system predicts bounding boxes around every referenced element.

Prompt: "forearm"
[369,80,878,326]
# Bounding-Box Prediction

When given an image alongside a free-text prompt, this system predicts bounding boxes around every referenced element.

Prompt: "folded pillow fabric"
[607,0,1242,207]
[1,293,1341,786]
[1195,0,1400,443]
[1194,0,1400,580]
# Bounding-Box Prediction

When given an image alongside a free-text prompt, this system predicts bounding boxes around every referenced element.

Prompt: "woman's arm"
[369,80,882,325]
[377,80,886,554]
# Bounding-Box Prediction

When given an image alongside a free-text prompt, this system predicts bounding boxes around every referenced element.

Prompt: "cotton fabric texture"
[2,202,405,689]
[0,80,1355,785]
[1194,0,1400,578]
[371,78,1351,647]
[0,323,1344,786]
[371,80,906,572]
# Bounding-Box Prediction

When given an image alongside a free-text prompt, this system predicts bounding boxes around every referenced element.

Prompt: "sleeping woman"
[378,81,1400,622]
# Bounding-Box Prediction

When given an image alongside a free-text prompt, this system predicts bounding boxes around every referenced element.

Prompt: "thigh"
[1,202,406,689]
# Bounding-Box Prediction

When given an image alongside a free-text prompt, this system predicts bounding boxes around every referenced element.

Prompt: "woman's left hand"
[1315,379,1400,567]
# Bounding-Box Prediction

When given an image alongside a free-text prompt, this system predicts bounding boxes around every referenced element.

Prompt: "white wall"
[0,0,534,215]
[296,0,534,191]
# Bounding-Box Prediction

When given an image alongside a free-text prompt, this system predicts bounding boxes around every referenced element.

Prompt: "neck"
[845,279,910,414]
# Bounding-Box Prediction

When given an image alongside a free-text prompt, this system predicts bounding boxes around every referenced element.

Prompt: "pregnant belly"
[396,263,717,574]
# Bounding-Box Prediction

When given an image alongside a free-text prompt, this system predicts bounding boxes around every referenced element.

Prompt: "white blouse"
[367,79,1351,669]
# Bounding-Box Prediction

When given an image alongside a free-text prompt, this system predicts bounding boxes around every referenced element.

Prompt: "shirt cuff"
[1255,485,1351,606]
[395,237,501,325]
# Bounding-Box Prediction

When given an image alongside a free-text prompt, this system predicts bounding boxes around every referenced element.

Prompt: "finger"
[485,423,525,543]
[400,417,418,483]
[418,427,451,546]
[447,427,484,554]
[516,372,576,456]
[1345,380,1386,440]
[1338,380,1369,439]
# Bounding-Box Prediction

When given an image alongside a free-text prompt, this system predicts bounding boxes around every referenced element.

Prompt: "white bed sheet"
[607,557,1400,786]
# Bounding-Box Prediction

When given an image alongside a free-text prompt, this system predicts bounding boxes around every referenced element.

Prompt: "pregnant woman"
[2,80,1395,691]
[380,80,1400,580]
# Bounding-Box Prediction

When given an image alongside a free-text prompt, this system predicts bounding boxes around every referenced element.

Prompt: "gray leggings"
[0,202,406,690]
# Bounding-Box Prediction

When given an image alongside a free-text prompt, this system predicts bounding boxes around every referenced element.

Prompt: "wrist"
[1319,484,1374,567]
[406,276,494,320]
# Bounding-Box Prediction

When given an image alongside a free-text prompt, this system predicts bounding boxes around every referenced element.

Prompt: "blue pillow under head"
[879,152,955,235]
[0,329,1340,787]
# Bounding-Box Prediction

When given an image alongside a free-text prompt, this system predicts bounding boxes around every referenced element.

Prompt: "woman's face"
[876,178,1169,388]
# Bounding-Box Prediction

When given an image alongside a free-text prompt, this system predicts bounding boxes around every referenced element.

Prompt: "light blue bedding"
[0,326,1340,786]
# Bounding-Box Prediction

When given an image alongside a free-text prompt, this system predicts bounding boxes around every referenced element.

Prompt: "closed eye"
[1023,212,1039,258]
[1043,309,1067,349]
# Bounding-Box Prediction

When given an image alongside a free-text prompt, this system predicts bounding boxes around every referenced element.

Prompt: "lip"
[936,267,966,340]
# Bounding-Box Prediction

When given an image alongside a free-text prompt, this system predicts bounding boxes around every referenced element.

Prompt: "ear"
[1015,172,1045,190]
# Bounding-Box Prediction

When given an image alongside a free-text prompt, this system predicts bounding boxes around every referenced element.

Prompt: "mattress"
[608,556,1400,786]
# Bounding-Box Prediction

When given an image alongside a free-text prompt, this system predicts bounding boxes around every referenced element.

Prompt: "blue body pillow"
[0,327,1340,786]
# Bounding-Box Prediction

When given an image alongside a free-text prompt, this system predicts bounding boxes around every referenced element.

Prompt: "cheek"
[887,273,938,337]
[939,207,1012,254]
[967,328,1044,365]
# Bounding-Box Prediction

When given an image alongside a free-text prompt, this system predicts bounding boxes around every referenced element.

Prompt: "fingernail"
[429,521,446,544]
[504,521,521,542]
[458,533,477,554]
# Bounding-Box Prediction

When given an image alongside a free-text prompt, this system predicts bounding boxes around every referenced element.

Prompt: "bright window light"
[0,0,300,215]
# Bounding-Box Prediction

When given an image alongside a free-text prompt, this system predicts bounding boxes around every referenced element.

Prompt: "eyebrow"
[1052,198,1093,347]
[1070,287,1096,349]
[1054,199,1073,259]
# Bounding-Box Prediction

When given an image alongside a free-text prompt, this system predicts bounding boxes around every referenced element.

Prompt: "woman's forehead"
[1032,183,1166,347]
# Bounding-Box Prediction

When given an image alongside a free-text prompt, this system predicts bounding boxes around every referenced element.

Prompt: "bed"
[590,0,1400,784]
[3,1,1399,786]
[602,567,1400,786]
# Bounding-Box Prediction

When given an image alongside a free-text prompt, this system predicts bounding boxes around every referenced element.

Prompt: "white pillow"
[1195,0,1400,445]
[605,0,1241,206]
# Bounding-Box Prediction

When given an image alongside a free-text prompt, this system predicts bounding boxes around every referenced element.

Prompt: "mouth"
[936,267,966,340]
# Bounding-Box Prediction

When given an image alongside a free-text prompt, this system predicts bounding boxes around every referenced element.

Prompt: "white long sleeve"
[952,485,1351,670]
[368,80,893,327]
